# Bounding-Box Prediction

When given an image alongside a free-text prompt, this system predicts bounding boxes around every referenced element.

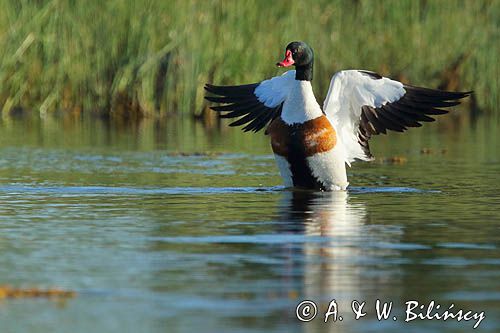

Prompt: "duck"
[205,41,471,191]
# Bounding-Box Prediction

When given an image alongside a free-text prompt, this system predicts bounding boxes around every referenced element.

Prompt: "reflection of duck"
[278,190,401,330]
[206,41,470,191]
[278,190,366,239]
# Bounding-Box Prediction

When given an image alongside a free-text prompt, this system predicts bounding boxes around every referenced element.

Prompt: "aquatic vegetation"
[166,151,223,157]
[378,156,408,164]
[0,0,497,118]
[0,285,76,299]
[420,147,448,155]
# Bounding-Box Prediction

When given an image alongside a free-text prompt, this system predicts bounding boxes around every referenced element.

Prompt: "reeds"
[0,0,498,118]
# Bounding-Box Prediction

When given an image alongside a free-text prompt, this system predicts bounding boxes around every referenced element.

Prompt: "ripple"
[150,235,432,251]
[0,185,284,196]
[423,257,500,266]
[437,242,497,250]
[149,234,325,245]
[350,186,439,193]
[0,184,443,196]
[443,291,500,301]
[370,242,432,250]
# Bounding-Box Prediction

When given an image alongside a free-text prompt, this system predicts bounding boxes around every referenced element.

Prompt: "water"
[0,115,498,332]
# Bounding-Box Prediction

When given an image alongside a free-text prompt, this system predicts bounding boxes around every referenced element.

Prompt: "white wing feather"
[323,70,406,164]
[254,70,296,107]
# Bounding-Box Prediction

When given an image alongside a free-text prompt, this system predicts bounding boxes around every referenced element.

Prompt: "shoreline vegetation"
[0,1,498,121]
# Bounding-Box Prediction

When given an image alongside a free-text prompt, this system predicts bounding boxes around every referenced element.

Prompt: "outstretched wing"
[205,70,295,132]
[323,70,471,164]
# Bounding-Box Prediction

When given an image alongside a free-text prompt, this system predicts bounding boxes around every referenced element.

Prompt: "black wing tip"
[458,90,474,96]
[209,106,230,113]
[449,90,473,100]
[204,84,218,99]
[404,85,473,101]
[204,96,224,103]
[204,83,215,92]
[204,81,281,134]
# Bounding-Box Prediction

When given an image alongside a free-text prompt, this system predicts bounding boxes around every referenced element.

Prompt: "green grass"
[0,0,498,118]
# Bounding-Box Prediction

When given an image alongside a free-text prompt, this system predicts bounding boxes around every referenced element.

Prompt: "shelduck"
[205,41,471,191]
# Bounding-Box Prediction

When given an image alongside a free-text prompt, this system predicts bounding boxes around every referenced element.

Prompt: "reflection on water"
[275,189,497,332]
[0,115,498,332]
[277,191,398,333]
[284,191,370,294]
[282,191,372,331]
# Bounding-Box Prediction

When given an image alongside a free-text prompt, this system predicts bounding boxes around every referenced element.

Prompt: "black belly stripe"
[267,116,336,190]
[288,130,325,190]
[289,154,325,190]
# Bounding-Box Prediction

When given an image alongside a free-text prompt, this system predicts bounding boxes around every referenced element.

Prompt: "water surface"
[0,115,498,332]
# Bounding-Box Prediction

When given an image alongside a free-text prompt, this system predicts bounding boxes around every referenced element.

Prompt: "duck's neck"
[295,62,313,81]
[281,80,322,124]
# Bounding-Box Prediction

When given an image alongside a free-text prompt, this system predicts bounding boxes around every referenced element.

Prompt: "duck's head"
[277,41,314,81]
[277,41,314,68]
